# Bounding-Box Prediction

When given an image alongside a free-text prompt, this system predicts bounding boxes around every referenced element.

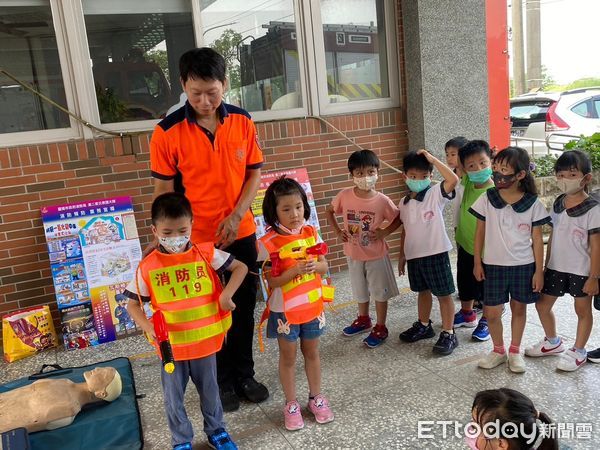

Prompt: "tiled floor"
[2,266,599,449]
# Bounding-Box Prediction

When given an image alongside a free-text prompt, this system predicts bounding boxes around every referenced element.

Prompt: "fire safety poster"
[41,196,142,350]
[251,168,322,239]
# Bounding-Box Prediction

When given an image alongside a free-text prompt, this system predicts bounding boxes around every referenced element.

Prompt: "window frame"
[0,0,81,147]
[308,0,400,116]
[1,0,401,146]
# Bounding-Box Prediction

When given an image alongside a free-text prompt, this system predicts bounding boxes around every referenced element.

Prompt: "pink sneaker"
[307,394,334,424]
[283,400,304,431]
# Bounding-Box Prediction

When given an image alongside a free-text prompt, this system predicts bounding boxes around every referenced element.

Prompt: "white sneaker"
[557,349,587,372]
[508,353,526,373]
[525,338,565,357]
[478,351,507,369]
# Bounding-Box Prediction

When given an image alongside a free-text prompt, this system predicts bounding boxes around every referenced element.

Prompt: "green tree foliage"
[145,49,169,80]
[211,29,243,91]
[565,133,600,171]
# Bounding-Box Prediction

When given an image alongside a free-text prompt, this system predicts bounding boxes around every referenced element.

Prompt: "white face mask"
[556,177,584,195]
[353,175,378,190]
[159,235,190,253]
[277,222,304,235]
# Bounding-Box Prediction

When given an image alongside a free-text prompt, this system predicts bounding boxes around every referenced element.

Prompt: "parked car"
[510,92,560,156]
[545,87,600,149]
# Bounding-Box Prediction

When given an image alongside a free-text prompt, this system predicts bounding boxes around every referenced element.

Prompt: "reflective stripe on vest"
[260,226,326,324]
[139,243,231,360]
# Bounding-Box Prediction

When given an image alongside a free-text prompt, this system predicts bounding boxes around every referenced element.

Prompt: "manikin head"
[83,367,122,402]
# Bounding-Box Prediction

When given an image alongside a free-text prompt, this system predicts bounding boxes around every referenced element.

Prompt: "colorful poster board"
[41,197,142,350]
[251,168,322,239]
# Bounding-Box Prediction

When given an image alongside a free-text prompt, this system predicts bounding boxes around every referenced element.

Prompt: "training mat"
[0,357,143,450]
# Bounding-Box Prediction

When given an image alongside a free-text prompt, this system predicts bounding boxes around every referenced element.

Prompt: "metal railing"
[509,133,583,159]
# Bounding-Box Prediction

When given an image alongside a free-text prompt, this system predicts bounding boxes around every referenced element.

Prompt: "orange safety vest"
[137,243,232,361]
[260,226,334,325]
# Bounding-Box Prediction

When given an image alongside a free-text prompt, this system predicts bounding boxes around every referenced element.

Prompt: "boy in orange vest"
[125,192,247,450]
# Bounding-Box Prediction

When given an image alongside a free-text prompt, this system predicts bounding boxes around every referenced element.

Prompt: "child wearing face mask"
[525,150,600,371]
[124,192,247,450]
[326,149,400,348]
[397,150,460,355]
[467,388,558,450]
[470,147,551,373]
[258,177,334,431]
[453,140,495,342]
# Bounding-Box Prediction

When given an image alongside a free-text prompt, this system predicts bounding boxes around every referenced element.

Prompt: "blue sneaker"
[453,309,477,328]
[342,315,372,336]
[173,444,192,450]
[472,318,490,341]
[363,324,388,348]
[208,429,237,450]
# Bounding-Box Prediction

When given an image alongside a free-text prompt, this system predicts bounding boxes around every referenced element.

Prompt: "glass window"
[201,0,302,112]
[571,100,592,118]
[320,0,389,103]
[82,0,195,123]
[593,98,600,118]
[509,101,552,127]
[0,1,70,134]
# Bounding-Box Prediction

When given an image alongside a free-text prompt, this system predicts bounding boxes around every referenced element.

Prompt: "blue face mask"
[406,178,431,193]
[467,167,492,184]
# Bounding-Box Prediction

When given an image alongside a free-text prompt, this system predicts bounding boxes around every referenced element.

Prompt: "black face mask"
[493,171,517,189]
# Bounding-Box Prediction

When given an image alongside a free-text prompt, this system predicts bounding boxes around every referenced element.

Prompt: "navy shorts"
[483,263,539,306]
[407,252,455,297]
[266,311,325,342]
[542,269,588,298]
[457,245,484,302]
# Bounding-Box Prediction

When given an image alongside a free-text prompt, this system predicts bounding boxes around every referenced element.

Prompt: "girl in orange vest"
[259,177,334,431]
[125,193,247,450]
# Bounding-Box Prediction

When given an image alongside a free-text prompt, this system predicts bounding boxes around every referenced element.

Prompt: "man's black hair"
[262,177,311,230]
[554,149,592,175]
[402,150,433,173]
[179,47,226,83]
[459,139,491,166]
[445,136,469,150]
[151,192,193,225]
[347,149,380,173]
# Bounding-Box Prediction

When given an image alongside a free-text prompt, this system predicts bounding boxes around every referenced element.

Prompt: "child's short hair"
[403,150,433,173]
[179,47,226,83]
[472,388,558,450]
[494,146,537,195]
[444,136,469,150]
[554,149,592,175]
[348,149,380,173]
[459,140,491,166]
[151,192,193,225]
[262,177,311,229]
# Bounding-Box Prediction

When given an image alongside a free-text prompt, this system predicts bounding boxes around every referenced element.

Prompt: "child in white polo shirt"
[470,147,551,373]
[398,149,459,355]
[525,150,600,371]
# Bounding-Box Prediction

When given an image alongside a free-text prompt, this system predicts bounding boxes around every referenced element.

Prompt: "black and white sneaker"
[432,331,458,356]
[588,348,600,364]
[399,320,435,343]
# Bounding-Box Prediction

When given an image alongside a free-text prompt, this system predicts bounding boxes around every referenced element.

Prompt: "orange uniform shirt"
[151,102,264,242]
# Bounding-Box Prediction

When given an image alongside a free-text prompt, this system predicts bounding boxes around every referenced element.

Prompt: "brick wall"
[0,0,408,348]
[0,110,408,346]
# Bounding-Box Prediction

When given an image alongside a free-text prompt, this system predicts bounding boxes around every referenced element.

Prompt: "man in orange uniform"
[150,48,268,412]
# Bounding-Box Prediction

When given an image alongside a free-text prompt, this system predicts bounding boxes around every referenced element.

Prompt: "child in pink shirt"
[326,149,400,348]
